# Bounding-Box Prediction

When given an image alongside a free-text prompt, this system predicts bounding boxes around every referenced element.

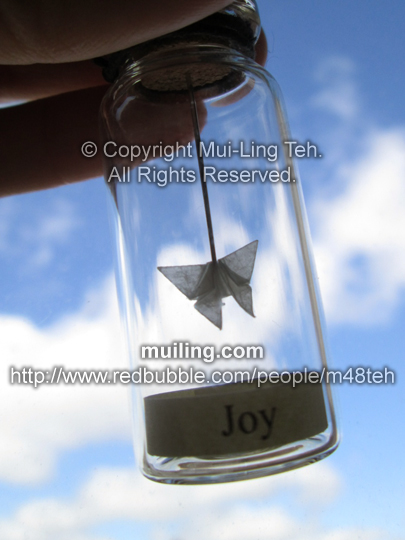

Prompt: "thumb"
[0,0,232,64]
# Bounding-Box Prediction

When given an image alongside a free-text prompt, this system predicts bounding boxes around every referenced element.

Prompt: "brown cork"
[95,3,258,85]
[142,63,232,92]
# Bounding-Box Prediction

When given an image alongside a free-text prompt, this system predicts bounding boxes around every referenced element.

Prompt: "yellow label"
[144,379,328,458]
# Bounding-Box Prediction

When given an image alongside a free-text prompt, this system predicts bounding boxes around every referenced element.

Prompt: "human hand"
[0,0,267,196]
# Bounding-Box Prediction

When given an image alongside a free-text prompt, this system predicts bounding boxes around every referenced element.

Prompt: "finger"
[0,0,232,64]
[0,2,266,102]
[0,30,269,196]
[255,29,268,67]
[0,30,268,103]
[0,60,106,102]
[0,84,206,196]
[0,86,105,196]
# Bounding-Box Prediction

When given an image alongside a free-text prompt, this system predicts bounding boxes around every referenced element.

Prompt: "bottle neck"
[96,1,261,84]
[110,44,257,100]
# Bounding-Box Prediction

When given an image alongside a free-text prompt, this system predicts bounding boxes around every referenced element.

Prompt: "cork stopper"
[142,63,232,92]
[135,40,231,92]
[95,0,261,90]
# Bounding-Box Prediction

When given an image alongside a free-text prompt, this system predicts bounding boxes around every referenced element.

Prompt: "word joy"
[221,405,276,440]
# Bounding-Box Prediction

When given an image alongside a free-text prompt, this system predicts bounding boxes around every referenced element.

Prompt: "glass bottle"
[99,0,338,484]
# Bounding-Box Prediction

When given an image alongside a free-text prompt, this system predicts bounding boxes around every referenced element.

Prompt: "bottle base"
[142,432,339,485]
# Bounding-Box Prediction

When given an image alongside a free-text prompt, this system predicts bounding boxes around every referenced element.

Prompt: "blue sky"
[0,1,404,538]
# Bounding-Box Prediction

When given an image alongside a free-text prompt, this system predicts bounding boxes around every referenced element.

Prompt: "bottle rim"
[102,44,271,105]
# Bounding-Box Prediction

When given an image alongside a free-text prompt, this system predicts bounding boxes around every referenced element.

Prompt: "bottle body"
[100,46,338,484]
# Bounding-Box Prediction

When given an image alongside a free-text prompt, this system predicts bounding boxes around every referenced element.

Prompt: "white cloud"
[323,531,392,540]
[0,277,131,484]
[0,462,341,540]
[0,195,80,270]
[1,461,398,540]
[16,197,78,244]
[185,505,300,540]
[297,56,405,325]
[311,56,359,119]
[313,127,405,324]
[22,198,80,269]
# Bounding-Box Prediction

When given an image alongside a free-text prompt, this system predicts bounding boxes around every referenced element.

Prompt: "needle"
[187,75,217,265]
